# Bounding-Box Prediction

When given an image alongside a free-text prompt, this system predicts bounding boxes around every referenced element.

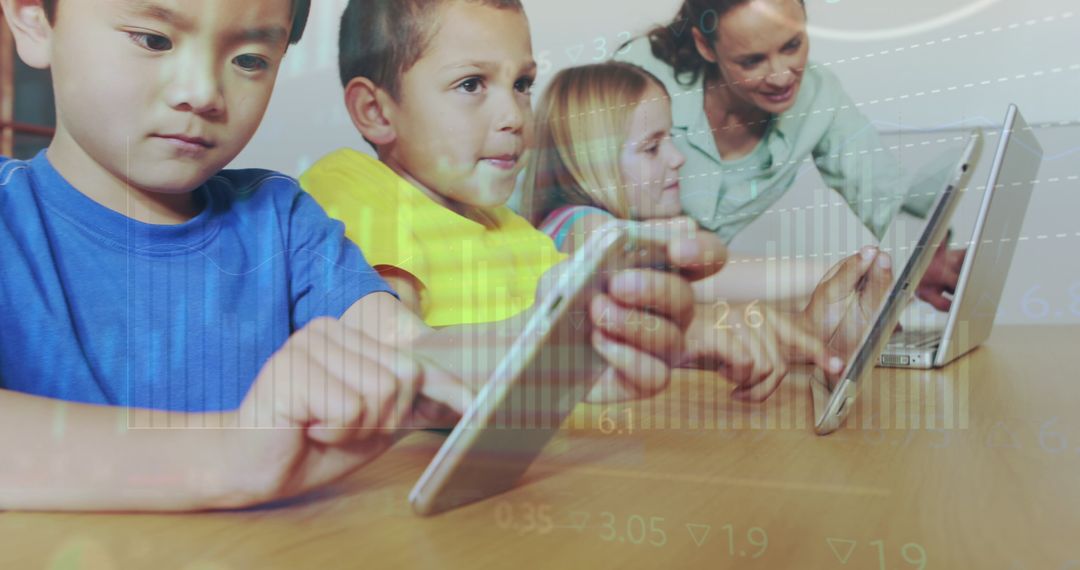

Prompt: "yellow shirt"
[300,149,565,327]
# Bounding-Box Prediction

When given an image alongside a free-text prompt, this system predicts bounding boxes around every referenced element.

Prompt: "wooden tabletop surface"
[2,325,1077,570]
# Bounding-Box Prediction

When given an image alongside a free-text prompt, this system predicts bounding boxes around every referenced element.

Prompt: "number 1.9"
[870,540,927,570]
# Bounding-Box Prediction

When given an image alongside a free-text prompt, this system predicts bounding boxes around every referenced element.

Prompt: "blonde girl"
[522,62,892,401]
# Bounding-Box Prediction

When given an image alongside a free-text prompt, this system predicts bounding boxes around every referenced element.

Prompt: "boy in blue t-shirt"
[0,0,728,511]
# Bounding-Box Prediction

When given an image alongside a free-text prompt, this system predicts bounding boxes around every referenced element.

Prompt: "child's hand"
[683,302,845,403]
[656,217,730,282]
[227,317,424,507]
[803,247,894,362]
[585,221,730,403]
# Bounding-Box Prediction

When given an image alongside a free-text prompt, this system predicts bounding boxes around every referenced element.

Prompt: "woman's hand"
[917,241,966,311]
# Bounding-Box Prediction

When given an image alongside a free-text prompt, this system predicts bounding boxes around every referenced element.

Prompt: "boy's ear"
[691,27,719,65]
[344,77,397,147]
[2,0,54,69]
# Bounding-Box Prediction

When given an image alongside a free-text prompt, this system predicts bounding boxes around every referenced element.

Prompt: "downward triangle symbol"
[986,420,1021,448]
[670,16,691,38]
[570,311,588,330]
[565,44,584,63]
[826,538,857,564]
[686,524,711,547]
[569,511,589,531]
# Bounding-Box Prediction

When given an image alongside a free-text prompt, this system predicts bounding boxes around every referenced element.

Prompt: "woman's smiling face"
[696,0,809,114]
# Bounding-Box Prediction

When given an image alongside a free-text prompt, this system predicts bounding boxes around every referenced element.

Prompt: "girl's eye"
[739,58,762,70]
[234,54,269,72]
[458,78,483,93]
[783,39,802,52]
[515,77,535,94]
[129,32,172,52]
[643,143,660,155]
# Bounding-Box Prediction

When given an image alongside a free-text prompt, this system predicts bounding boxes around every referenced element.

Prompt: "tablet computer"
[410,221,669,515]
[812,130,983,435]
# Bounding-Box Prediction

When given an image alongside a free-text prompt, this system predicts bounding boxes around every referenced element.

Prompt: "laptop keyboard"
[888,329,943,349]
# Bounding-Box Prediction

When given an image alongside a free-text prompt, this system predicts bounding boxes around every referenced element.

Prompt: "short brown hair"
[40,0,312,45]
[338,0,523,98]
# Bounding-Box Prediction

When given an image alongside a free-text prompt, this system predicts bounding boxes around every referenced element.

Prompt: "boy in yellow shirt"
[301,0,564,326]
[303,148,560,327]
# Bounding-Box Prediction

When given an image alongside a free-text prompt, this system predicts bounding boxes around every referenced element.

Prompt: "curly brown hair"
[647,0,805,86]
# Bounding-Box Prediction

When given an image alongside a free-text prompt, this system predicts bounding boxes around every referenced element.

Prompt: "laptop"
[880,105,1044,369]
[812,131,983,435]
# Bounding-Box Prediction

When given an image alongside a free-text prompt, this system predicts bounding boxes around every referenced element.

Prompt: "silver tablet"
[812,131,984,435]
[410,221,669,515]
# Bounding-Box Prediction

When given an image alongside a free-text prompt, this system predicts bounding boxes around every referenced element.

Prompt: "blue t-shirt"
[0,152,393,412]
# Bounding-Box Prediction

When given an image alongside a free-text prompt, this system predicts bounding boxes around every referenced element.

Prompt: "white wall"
[233,0,1080,325]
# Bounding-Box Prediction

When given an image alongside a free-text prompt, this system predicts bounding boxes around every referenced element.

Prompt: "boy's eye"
[129,31,173,52]
[234,54,269,72]
[457,78,483,93]
[783,39,802,52]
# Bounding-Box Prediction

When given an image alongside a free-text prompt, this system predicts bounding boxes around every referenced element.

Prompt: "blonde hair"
[522,62,668,225]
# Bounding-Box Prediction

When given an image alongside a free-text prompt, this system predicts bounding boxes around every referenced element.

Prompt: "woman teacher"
[616,0,963,310]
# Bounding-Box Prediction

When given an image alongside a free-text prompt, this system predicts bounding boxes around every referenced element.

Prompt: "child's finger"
[715,333,756,385]
[666,229,730,281]
[738,331,773,388]
[305,325,414,439]
[728,326,785,402]
[410,395,462,430]
[292,436,397,494]
[417,369,472,416]
[586,331,670,402]
[382,364,423,435]
[731,365,788,403]
[308,381,368,446]
[371,371,403,436]
[590,293,685,366]
[684,328,755,384]
[316,320,422,392]
[607,269,694,330]
[312,322,427,435]
[245,317,337,429]
[312,354,398,442]
[774,314,845,377]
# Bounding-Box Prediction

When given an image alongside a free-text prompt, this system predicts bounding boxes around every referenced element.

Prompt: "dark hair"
[41,0,312,45]
[338,0,523,97]
[647,0,804,86]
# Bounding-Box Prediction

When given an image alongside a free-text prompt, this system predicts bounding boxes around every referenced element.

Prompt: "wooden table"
[2,326,1077,569]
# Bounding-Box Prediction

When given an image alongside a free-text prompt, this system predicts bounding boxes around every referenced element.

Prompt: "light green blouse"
[616,37,934,243]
